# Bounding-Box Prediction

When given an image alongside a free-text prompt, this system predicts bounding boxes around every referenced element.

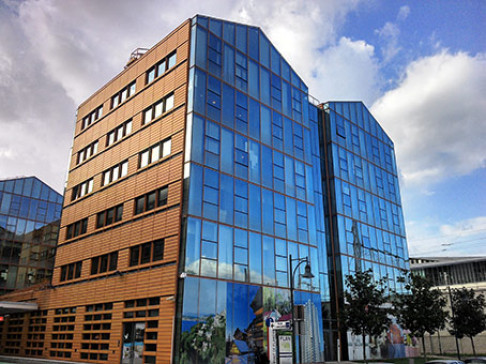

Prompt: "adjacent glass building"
[0,15,409,364]
[320,102,409,360]
[0,177,62,293]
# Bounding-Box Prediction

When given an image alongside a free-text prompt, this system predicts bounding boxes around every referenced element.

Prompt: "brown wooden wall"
[0,18,191,364]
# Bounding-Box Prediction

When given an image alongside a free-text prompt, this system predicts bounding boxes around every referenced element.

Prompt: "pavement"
[0,356,85,364]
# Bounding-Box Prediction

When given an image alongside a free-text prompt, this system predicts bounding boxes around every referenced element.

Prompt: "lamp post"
[448,285,461,360]
[289,254,314,364]
[444,272,461,360]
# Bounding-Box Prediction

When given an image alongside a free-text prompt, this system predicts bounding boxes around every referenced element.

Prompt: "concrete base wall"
[425,332,486,355]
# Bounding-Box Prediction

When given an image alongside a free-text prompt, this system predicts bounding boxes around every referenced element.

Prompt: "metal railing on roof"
[125,48,149,68]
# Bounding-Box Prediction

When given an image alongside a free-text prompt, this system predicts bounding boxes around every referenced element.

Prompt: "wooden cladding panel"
[76,20,190,132]
[0,19,191,364]
[60,153,183,230]
[68,79,186,186]
[49,264,178,307]
[55,212,181,268]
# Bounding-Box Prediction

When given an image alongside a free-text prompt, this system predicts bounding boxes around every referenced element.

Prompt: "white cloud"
[397,5,410,22]
[372,50,486,188]
[374,4,410,65]
[375,22,401,63]
[309,37,381,104]
[407,216,486,257]
[236,0,381,104]
[1,0,370,192]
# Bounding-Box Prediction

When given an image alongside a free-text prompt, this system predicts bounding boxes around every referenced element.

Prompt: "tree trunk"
[421,335,427,362]
[362,332,367,364]
[470,336,476,356]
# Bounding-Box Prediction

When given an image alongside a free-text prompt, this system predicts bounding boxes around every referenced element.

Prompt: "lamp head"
[302,263,314,279]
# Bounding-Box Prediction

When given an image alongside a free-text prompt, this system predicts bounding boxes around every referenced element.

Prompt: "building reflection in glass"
[0,177,62,294]
[180,277,324,364]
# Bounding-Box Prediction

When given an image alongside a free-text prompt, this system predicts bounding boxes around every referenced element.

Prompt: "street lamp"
[289,254,314,364]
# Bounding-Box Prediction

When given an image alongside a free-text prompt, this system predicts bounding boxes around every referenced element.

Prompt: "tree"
[341,269,392,363]
[449,288,486,356]
[394,273,448,361]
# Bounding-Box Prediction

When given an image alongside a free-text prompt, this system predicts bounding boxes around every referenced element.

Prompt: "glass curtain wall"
[177,15,328,364]
[0,177,62,293]
[321,102,409,360]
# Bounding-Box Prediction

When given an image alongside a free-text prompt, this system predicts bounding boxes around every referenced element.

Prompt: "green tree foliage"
[394,273,448,361]
[449,288,486,356]
[341,269,391,363]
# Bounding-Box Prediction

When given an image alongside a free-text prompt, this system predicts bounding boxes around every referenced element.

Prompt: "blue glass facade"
[0,177,62,293]
[175,15,409,363]
[178,15,327,364]
[320,102,409,359]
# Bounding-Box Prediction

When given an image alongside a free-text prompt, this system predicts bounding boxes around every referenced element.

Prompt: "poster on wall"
[347,317,420,360]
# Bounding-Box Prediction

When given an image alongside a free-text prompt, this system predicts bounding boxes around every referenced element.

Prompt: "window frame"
[129,239,165,267]
[101,160,129,187]
[145,51,177,85]
[96,204,123,229]
[111,81,136,109]
[138,138,171,169]
[90,251,119,275]
[81,105,103,130]
[133,186,169,215]
[142,93,175,125]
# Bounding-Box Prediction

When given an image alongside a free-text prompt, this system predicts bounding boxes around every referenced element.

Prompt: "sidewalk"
[0,356,85,364]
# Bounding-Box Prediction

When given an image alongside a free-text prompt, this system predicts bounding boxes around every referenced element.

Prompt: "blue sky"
[0,0,484,257]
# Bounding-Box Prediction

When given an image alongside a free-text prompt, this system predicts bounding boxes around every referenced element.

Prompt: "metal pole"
[448,286,461,360]
[289,254,296,364]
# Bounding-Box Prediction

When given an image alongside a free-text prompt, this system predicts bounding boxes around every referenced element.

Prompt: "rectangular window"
[90,251,118,275]
[81,105,103,130]
[65,217,88,240]
[140,243,151,264]
[138,139,171,168]
[145,51,177,85]
[134,186,168,215]
[235,51,248,91]
[101,160,128,186]
[77,140,99,165]
[142,93,175,125]
[91,257,99,275]
[71,178,93,201]
[129,239,164,267]
[208,33,222,76]
[96,204,123,229]
[60,266,67,281]
[129,246,140,267]
[271,73,282,111]
[60,261,82,282]
[106,119,132,147]
[111,81,136,109]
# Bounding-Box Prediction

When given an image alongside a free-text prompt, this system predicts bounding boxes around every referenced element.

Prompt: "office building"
[0,15,409,363]
[411,256,486,355]
[321,102,410,360]
[0,177,62,294]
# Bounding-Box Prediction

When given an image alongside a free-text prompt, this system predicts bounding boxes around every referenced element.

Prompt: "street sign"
[271,321,291,330]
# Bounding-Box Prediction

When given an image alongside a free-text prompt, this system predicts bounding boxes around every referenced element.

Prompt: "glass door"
[121,322,145,364]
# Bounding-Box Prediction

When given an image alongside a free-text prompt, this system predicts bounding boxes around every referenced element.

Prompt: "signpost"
[268,321,293,364]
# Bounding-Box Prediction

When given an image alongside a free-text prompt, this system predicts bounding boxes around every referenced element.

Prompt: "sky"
[0,0,485,258]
